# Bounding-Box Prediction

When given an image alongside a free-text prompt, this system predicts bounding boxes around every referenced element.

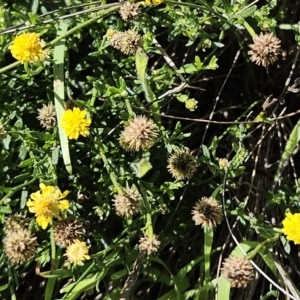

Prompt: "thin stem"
[8,265,17,300]
[99,145,123,194]
[49,5,119,47]
[140,183,153,240]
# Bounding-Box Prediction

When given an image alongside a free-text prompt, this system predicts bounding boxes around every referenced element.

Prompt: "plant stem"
[99,145,123,194]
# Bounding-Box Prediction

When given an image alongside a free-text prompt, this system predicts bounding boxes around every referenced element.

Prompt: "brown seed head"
[221,256,255,288]
[110,30,141,55]
[4,213,30,232]
[113,187,142,218]
[139,234,161,255]
[119,115,158,151]
[37,103,56,130]
[54,219,85,248]
[167,150,197,180]
[3,227,37,265]
[248,32,281,67]
[191,197,222,228]
[119,2,140,21]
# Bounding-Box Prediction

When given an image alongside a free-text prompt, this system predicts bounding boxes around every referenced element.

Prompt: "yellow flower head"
[64,240,90,265]
[26,183,70,229]
[9,32,50,63]
[61,107,91,140]
[282,212,300,244]
[145,0,164,5]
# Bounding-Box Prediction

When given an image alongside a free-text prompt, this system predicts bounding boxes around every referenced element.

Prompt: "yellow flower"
[61,107,91,140]
[9,32,49,63]
[145,0,164,4]
[26,183,70,229]
[282,212,300,244]
[64,240,90,265]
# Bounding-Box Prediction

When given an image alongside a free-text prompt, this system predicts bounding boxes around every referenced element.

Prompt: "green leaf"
[135,47,155,102]
[61,272,104,300]
[130,158,153,178]
[216,275,231,300]
[275,119,300,183]
[53,20,72,174]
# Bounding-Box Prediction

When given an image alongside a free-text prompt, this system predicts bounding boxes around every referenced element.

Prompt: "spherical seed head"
[221,256,255,288]
[37,103,56,130]
[167,150,197,180]
[113,187,142,218]
[4,213,30,232]
[139,234,161,255]
[119,115,158,151]
[110,30,141,55]
[248,32,281,67]
[64,239,90,266]
[0,122,6,142]
[191,197,222,228]
[121,30,141,55]
[54,219,85,248]
[3,227,37,265]
[119,2,140,21]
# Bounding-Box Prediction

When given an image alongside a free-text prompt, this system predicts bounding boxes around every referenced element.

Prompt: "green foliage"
[0,0,300,299]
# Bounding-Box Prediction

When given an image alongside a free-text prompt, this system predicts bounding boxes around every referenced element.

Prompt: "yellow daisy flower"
[26,183,70,229]
[61,107,91,140]
[64,240,90,265]
[145,0,164,4]
[9,32,50,63]
[282,212,300,244]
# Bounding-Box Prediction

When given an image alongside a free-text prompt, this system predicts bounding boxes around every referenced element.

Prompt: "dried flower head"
[64,239,90,266]
[37,103,56,130]
[282,212,300,244]
[167,150,197,180]
[109,29,141,55]
[119,2,140,21]
[61,107,91,140]
[119,115,158,151]
[3,227,37,265]
[192,197,222,228]
[4,213,30,232]
[9,32,50,63]
[0,122,6,142]
[113,187,142,218]
[248,32,281,67]
[54,219,84,248]
[26,183,70,229]
[221,256,255,288]
[139,234,161,255]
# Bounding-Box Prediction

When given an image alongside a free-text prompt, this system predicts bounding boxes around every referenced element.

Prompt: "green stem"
[125,98,134,117]
[49,4,119,47]
[61,261,96,300]
[247,234,279,260]
[24,61,44,76]
[0,177,36,204]
[195,226,213,300]
[8,265,17,300]
[140,183,153,240]
[99,145,123,194]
